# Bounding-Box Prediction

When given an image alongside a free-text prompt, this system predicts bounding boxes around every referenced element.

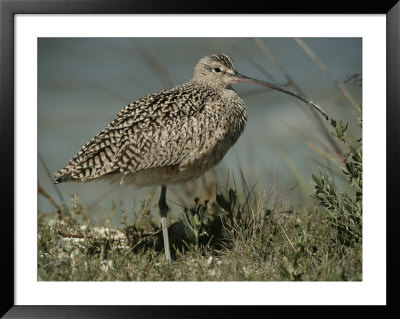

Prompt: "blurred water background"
[38,38,362,226]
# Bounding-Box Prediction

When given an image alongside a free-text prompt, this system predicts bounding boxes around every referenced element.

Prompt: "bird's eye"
[213,67,221,73]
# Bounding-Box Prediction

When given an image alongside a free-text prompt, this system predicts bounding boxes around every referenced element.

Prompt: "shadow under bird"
[54,53,334,263]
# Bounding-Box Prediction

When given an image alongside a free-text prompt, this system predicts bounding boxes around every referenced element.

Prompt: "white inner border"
[15,15,386,305]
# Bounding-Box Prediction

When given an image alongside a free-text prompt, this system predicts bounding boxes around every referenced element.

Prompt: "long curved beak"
[232,73,335,126]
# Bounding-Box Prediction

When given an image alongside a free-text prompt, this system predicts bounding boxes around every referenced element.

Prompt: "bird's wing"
[54,84,213,183]
[113,84,217,174]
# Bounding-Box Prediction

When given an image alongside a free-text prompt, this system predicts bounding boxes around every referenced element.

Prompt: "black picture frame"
[1,0,399,318]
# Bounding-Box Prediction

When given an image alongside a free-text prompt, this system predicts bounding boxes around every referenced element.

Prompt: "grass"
[38,164,362,281]
[38,194,362,281]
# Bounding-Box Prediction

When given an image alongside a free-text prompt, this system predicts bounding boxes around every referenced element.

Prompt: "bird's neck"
[189,79,232,92]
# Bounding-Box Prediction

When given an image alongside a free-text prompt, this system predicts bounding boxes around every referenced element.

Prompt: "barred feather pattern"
[54,53,247,187]
[54,84,247,187]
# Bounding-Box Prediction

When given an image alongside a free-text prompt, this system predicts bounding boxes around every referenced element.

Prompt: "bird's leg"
[158,185,171,264]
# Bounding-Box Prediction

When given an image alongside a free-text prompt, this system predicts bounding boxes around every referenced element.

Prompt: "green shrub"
[312,112,362,248]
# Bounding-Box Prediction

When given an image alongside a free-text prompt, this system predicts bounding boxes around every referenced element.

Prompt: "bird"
[54,53,333,263]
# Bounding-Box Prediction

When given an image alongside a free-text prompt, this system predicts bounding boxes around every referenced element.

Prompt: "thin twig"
[294,38,360,111]
[139,47,175,88]
[310,158,346,180]
[280,223,295,251]
[232,44,278,82]
[124,228,162,256]
[38,154,65,204]
[252,38,343,157]
[38,182,61,211]
[89,185,120,210]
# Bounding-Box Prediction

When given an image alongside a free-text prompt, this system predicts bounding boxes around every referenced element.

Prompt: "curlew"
[54,53,333,263]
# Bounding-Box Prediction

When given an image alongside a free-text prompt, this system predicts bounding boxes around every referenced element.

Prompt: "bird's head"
[192,53,239,89]
[191,53,333,125]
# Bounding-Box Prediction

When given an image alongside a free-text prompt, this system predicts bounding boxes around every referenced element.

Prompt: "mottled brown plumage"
[54,54,247,187]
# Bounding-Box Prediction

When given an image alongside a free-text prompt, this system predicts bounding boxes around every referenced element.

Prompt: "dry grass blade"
[282,121,344,164]
[38,154,65,204]
[310,158,347,180]
[294,38,360,112]
[89,84,131,104]
[252,38,342,157]
[232,44,278,82]
[139,47,175,88]
[38,182,61,211]
[89,185,120,210]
